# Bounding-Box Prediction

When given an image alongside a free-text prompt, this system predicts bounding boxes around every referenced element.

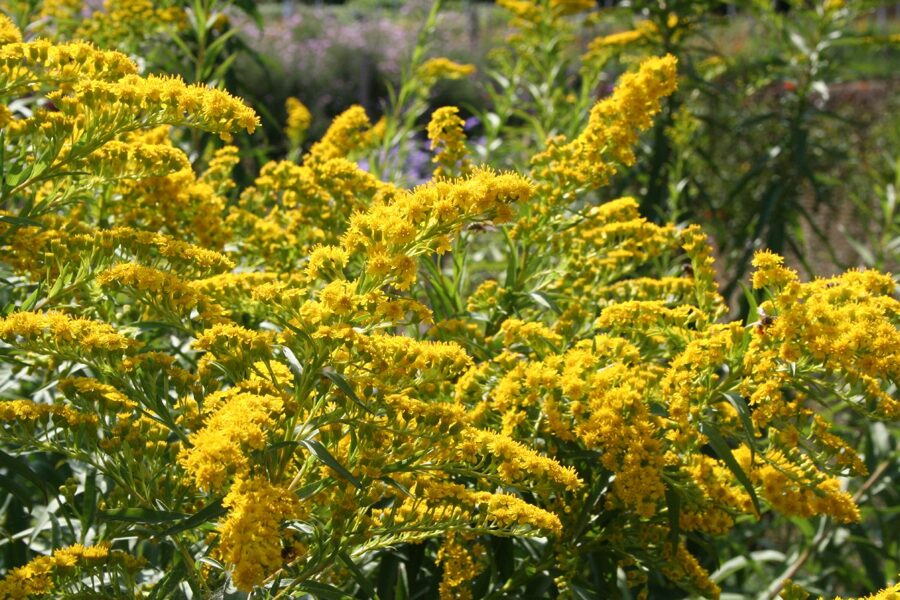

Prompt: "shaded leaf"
[0,450,51,502]
[322,369,372,414]
[298,581,353,600]
[298,439,363,490]
[700,422,761,516]
[154,499,225,539]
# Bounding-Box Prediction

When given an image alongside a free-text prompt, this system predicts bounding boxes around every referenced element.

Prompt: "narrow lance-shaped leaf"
[700,422,761,516]
[298,439,364,490]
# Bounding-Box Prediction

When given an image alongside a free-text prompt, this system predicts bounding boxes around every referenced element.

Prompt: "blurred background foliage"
[22,0,894,295]
[1,0,898,597]
[231,0,900,304]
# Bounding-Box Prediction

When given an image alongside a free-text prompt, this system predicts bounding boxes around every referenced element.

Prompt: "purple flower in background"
[407,142,433,185]
[233,3,494,119]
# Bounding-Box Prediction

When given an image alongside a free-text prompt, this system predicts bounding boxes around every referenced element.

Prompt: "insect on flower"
[755,306,775,334]
[465,222,498,233]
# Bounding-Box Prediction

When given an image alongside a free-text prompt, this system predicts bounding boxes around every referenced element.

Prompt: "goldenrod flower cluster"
[834,582,900,600]
[583,21,660,66]
[284,96,312,149]
[427,106,472,178]
[0,543,139,599]
[498,0,594,30]
[527,55,678,220]
[35,0,184,50]
[0,10,896,600]
[416,57,477,86]
[436,534,486,600]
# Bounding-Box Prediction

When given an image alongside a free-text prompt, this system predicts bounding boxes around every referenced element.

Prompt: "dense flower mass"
[0,543,138,599]
[0,5,896,600]
[416,57,477,84]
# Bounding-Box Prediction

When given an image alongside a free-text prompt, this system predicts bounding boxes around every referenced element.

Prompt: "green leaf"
[0,472,34,506]
[4,165,33,188]
[154,498,224,539]
[45,265,70,303]
[568,583,597,600]
[503,228,519,290]
[100,507,187,524]
[492,535,514,581]
[664,485,681,551]
[380,476,413,498]
[81,470,97,538]
[298,439,363,490]
[376,551,401,600]
[298,581,353,599]
[231,0,263,27]
[294,480,328,500]
[700,422,761,516]
[146,559,189,600]
[130,321,189,335]
[322,370,372,414]
[420,256,457,319]
[710,550,785,583]
[210,53,239,84]
[844,234,875,267]
[528,291,562,315]
[338,550,379,599]
[203,27,239,60]
[739,282,759,324]
[0,450,51,502]
[19,284,42,312]
[720,392,757,460]
[0,214,43,228]
[284,320,315,346]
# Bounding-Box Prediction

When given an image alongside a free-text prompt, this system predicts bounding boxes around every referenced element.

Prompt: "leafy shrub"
[573,0,900,297]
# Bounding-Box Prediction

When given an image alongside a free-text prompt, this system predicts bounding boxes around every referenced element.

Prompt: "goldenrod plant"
[0,2,897,599]
[574,0,900,298]
[368,0,478,185]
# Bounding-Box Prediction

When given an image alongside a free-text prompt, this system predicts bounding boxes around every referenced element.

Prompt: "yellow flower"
[98,262,225,323]
[83,140,190,181]
[215,477,301,591]
[0,311,137,357]
[284,96,312,148]
[746,263,900,421]
[0,543,133,599]
[588,29,645,51]
[0,14,22,45]
[72,0,186,48]
[305,105,372,164]
[200,145,241,194]
[95,227,233,273]
[417,57,477,85]
[468,429,582,492]
[499,318,564,355]
[661,542,720,600]
[436,534,485,600]
[530,56,679,204]
[427,106,471,178]
[576,54,678,167]
[551,0,595,14]
[0,399,95,427]
[341,167,531,289]
[193,323,275,379]
[305,245,349,281]
[736,447,861,523]
[59,378,138,411]
[179,391,284,491]
[751,249,798,290]
[0,40,137,92]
